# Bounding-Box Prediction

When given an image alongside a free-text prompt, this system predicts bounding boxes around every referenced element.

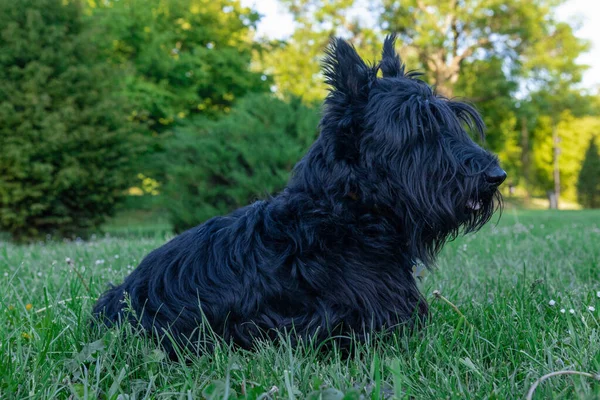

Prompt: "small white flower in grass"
[114,255,119,259]
[95,259,105,265]
[549,300,556,306]
[597,291,600,298]
[560,308,566,313]
[588,306,595,312]
[3,272,8,277]
[37,272,42,277]
[569,309,575,314]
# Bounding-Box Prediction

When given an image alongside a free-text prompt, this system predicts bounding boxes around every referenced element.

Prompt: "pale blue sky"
[241,0,600,91]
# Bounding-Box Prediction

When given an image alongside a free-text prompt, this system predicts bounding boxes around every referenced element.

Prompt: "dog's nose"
[485,166,507,185]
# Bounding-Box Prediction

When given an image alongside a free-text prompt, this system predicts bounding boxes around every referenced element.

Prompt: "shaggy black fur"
[93,35,506,354]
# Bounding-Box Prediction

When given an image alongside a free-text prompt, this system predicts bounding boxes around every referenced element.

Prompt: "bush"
[0,0,139,240]
[164,94,320,232]
[577,136,600,208]
[90,0,271,183]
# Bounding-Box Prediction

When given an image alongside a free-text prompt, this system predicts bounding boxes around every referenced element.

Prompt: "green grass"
[1,210,599,399]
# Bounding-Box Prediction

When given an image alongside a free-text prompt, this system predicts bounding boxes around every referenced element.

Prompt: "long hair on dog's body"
[93,35,505,353]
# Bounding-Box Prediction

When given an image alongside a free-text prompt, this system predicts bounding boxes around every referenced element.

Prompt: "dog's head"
[317,35,505,265]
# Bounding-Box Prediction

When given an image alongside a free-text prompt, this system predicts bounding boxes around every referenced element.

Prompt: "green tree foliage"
[263,0,381,103]
[379,0,588,98]
[532,114,600,200]
[0,0,138,240]
[163,94,319,232]
[92,0,270,131]
[577,136,600,208]
[454,57,520,180]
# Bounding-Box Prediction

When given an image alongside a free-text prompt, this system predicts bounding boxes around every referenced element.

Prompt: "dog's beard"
[461,189,502,234]
[408,183,502,267]
[466,198,482,210]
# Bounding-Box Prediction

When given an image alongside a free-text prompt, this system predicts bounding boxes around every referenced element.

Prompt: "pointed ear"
[379,34,405,78]
[322,37,373,100]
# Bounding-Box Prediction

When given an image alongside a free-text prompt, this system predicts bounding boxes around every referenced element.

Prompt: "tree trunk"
[435,82,454,98]
[552,123,561,209]
[425,52,458,98]
[520,116,531,205]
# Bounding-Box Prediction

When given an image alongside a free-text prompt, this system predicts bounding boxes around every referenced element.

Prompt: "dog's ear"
[322,37,373,101]
[379,34,405,78]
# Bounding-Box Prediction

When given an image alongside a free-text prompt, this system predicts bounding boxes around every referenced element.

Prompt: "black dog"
[93,35,505,354]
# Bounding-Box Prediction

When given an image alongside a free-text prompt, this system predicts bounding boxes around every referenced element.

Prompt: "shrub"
[577,136,600,208]
[164,94,320,232]
[0,0,138,240]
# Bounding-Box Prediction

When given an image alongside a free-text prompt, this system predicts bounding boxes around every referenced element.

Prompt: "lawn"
[1,210,599,399]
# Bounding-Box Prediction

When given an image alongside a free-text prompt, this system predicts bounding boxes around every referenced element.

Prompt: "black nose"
[485,166,507,185]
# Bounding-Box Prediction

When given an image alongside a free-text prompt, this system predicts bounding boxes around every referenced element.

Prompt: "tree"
[263,0,381,103]
[521,19,590,207]
[163,94,319,232]
[0,0,138,240]
[577,136,600,208]
[454,56,520,181]
[89,0,271,184]
[379,0,589,98]
[92,0,270,131]
[531,114,600,202]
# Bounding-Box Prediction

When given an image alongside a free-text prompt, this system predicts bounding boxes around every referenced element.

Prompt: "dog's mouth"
[465,198,482,211]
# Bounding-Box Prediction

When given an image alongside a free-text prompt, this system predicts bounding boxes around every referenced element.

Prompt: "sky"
[241,0,600,90]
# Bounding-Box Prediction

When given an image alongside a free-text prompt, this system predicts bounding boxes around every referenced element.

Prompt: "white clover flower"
[588,306,595,312]
[549,300,556,306]
[560,309,566,314]
[597,291,600,298]
[569,309,575,314]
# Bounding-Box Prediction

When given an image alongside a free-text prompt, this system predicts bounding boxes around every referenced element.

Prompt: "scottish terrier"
[93,35,505,354]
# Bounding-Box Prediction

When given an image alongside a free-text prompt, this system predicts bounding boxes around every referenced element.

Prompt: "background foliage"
[90,0,270,179]
[164,94,319,232]
[578,136,600,208]
[0,0,139,240]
